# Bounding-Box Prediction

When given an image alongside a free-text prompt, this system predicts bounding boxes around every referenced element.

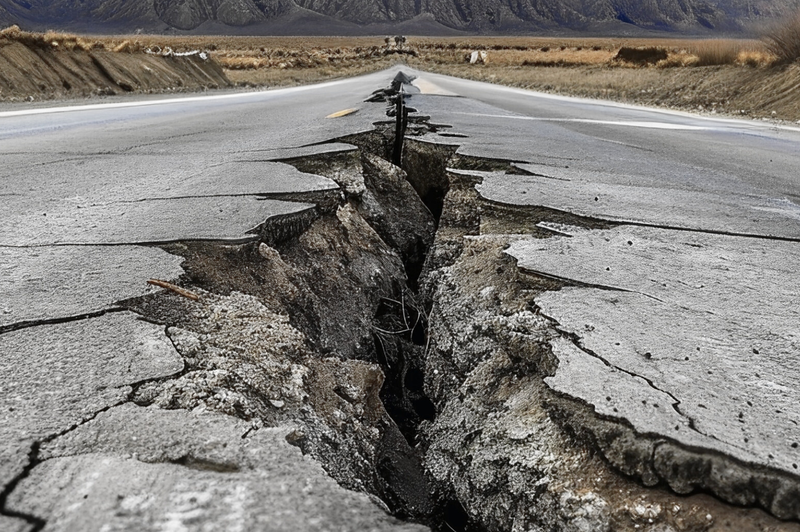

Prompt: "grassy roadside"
[420,60,800,122]
[3,27,800,122]
[126,33,800,122]
[217,36,800,122]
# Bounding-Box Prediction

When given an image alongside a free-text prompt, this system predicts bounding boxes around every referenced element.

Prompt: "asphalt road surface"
[2,67,800,529]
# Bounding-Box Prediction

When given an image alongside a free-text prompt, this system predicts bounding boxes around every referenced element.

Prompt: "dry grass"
[688,39,769,66]
[763,11,800,63]
[692,39,742,65]
[0,25,103,51]
[3,27,799,119]
[0,29,779,71]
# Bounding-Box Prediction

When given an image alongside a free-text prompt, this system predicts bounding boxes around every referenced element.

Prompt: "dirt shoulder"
[220,35,800,123]
[422,62,800,123]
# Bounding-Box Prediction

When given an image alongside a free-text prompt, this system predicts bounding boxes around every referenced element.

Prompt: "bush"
[692,40,741,65]
[763,11,800,63]
[614,46,668,65]
[1,26,98,52]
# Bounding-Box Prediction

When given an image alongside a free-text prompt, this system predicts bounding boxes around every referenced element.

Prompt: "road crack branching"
[10,74,796,531]
[0,400,131,531]
[0,307,128,336]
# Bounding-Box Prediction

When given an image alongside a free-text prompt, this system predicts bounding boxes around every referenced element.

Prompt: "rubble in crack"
[122,119,800,532]
[412,149,800,531]
[120,131,439,523]
[41,79,795,532]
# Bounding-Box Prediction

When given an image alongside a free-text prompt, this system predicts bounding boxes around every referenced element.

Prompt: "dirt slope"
[0,31,230,101]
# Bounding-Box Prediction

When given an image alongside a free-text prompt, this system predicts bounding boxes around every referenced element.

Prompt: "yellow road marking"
[326,108,359,118]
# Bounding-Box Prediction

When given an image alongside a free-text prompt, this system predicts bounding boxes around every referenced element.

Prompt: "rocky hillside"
[1,0,798,34]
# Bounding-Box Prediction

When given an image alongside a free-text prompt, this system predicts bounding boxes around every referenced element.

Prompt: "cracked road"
[406,70,800,520]
[2,67,800,530]
[0,71,425,532]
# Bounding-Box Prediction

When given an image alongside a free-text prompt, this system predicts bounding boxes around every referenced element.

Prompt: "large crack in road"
[2,73,800,532]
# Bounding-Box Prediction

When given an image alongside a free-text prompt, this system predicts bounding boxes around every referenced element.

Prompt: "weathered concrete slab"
[256,142,359,161]
[0,312,182,487]
[192,161,337,197]
[512,161,668,189]
[475,170,800,239]
[408,73,800,201]
[0,70,394,158]
[0,197,312,246]
[0,246,183,327]
[7,404,427,532]
[507,224,800,319]
[546,336,702,445]
[506,226,800,485]
[0,515,31,532]
[0,156,336,209]
[0,445,31,512]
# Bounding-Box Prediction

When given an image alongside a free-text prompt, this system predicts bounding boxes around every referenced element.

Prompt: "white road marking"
[0,77,362,119]
[411,78,458,96]
[413,69,800,134]
[452,112,714,131]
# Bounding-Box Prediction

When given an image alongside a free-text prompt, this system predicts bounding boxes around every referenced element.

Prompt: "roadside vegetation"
[3,22,800,120]
[763,10,800,63]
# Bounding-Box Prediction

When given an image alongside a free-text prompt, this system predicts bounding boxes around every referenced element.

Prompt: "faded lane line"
[452,112,715,131]
[0,77,362,119]
[326,108,359,118]
[415,70,800,133]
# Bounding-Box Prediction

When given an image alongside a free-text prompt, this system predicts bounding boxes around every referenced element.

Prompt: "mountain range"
[1,0,798,34]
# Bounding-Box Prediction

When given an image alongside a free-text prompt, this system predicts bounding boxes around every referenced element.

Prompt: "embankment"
[0,28,230,101]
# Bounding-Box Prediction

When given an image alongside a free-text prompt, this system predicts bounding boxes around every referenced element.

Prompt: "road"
[406,69,800,522]
[2,67,799,530]
[0,70,427,532]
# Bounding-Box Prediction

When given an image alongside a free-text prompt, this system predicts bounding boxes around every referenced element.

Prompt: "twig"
[147,279,200,301]
[374,332,391,369]
[423,301,435,359]
[374,325,412,336]
[401,291,409,330]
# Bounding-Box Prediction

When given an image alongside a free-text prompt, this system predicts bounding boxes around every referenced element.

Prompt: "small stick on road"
[147,279,200,301]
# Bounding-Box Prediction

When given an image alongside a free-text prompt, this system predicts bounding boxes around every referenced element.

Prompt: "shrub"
[692,40,741,66]
[614,46,668,65]
[763,11,800,63]
[0,24,22,39]
[737,50,771,67]
[657,53,698,68]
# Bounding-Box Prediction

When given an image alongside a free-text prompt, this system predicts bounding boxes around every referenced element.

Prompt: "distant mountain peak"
[1,0,798,34]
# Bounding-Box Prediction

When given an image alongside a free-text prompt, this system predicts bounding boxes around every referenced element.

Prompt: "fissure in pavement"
[4,78,799,532]
[111,88,800,530]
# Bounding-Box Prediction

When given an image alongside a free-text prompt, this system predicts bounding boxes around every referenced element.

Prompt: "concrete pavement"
[0,69,428,532]
[2,67,800,530]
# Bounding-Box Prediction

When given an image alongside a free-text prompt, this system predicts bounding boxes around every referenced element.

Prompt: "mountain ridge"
[1,0,798,34]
